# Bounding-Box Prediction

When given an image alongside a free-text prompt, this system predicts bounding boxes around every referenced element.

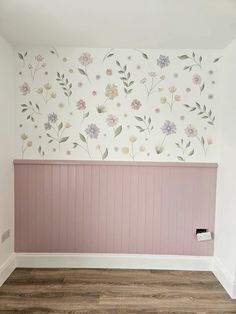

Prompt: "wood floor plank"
[0,268,236,313]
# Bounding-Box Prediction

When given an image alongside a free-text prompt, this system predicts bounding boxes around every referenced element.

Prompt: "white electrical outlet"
[197,231,212,241]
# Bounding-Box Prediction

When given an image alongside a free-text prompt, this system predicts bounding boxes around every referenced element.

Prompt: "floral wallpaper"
[15,48,221,161]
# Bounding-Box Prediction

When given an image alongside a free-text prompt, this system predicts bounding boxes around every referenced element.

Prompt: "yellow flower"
[105,84,118,100]
[44,83,52,90]
[65,122,72,128]
[174,95,181,101]
[207,138,213,145]
[139,145,145,152]
[27,141,33,147]
[169,86,177,93]
[37,87,43,94]
[129,136,137,143]
[122,147,129,154]
[21,133,28,141]
[160,97,167,104]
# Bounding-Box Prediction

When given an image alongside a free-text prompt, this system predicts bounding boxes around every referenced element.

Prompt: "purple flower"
[157,55,170,68]
[161,120,176,135]
[85,124,100,139]
[44,122,52,130]
[48,113,58,123]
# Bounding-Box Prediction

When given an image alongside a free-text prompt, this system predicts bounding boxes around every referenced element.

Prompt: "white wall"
[0,35,15,283]
[214,38,236,298]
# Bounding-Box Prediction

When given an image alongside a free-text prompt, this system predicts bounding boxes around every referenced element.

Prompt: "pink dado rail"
[14,160,217,256]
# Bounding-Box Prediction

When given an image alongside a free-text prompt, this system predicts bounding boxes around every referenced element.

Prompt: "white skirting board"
[213,257,236,299]
[0,253,235,299]
[15,253,213,271]
[0,254,16,287]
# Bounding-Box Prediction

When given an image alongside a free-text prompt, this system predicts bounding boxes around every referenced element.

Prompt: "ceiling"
[0,0,236,48]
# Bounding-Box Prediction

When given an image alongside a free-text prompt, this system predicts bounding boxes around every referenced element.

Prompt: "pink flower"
[79,52,93,66]
[76,99,86,111]
[106,68,113,76]
[35,55,44,62]
[131,99,142,110]
[192,74,202,85]
[106,114,118,127]
[19,82,31,96]
[185,124,198,137]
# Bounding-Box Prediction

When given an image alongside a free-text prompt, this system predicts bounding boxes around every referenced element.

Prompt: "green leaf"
[201,137,205,146]
[96,105,107,113]
[186,141,191,148]
[35,103,39,111]
[189,149,194,156]
[78,68,86,75]
[116,60,121,67]
[213,56,222,63]
[178,55,189,60]
[107,53,114,58]
[176,143,181,148]
[73,142,78,148]
[148,117,151,124]
[79,133,86,143]
[102,148,108,160]
[84,112,89,118]
[58,122,63,131]
[18,52,23,60]
[200,83,205,93]
[135,116,143,121]
[38,146,41,154]
[177,156,184,161]
[60,137,69,143]
[142,53,148,59]
[114,125,122,138]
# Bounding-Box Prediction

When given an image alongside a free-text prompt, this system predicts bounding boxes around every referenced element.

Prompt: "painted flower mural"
[16,48,218,161]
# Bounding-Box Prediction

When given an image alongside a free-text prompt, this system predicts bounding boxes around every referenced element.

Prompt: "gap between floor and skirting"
[1,253,235,299]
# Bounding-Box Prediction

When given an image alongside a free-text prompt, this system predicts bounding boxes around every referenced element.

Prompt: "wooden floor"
[0,268,236,313]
